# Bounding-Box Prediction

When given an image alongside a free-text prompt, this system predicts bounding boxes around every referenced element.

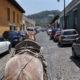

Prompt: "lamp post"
[57,0,66,29]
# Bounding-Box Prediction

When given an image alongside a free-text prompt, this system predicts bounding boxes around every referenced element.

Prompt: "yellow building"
[0,0,25,34]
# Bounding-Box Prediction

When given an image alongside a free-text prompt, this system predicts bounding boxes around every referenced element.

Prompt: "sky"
[16,0,72,15]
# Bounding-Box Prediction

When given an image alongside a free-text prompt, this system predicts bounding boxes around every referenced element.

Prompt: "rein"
[17,58,33,80]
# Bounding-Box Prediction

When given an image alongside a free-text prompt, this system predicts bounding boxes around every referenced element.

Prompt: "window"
[17,14,19,23]
[13,11,15,23]
[7,8,10,21]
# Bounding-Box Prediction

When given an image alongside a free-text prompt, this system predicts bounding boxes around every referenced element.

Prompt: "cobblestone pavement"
[36,32,80,80]
[0,48,15,79]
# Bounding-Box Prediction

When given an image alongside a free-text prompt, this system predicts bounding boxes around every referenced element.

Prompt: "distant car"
[19,31,26,41]
[3,30,20,45]
[27,27,35,33]
[58,29,79,46]
[41,28,47,32]
[47,29,52,35]
[54,31,61,42]
[72,37,80,58]
[35,28,41,33]
[0,35,11,54]
[50,28,58,40]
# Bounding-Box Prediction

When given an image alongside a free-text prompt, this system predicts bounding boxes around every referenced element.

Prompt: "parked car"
[35,28,41,33]
[27,27,35,33]
[58,29,79,46]
[47,28,52,35]
[50,28,58,40]
[41,28,47,32]
[72,37,80,58]
[19,31,26,41]
[0,35,11,54]
[54,30,61,42]
[3,30,20,45]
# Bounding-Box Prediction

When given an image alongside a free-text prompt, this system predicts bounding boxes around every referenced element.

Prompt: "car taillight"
[61,36,65,39]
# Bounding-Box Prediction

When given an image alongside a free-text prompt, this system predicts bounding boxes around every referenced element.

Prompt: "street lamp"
[57,0,66,29]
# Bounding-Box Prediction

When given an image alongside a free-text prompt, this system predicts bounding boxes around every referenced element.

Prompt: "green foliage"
[27,10,60,27]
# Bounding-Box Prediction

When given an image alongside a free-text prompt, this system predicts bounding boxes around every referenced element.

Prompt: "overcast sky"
[16,0,72,15]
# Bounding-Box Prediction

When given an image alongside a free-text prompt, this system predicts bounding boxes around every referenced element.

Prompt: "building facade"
[23,15,36,30]
[0,0,25,34]
[60,0,80,34]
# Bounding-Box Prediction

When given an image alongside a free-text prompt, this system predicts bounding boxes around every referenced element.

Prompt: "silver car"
[59,29,79,46]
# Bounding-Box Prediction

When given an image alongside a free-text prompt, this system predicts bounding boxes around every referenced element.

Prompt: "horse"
[4,31,48,80]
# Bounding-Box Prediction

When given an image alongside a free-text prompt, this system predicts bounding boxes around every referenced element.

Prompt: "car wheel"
[72,48,77,58]
[58,41,63,47]
[50,36,52,40]
[54,38,57,42]
[7,45,12,54]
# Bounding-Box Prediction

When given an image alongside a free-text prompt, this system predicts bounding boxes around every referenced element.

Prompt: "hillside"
[27,10,60,27]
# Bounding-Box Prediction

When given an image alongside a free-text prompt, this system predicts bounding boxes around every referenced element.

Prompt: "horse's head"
[25,31,37,41]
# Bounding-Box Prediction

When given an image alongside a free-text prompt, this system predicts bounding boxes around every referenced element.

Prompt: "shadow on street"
[70,56,80,68]
[57,43,72,48]
[0,52,8,59]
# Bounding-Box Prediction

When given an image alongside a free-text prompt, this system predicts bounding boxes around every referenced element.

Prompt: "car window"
[63,31,77,35]
[27,29,34,31]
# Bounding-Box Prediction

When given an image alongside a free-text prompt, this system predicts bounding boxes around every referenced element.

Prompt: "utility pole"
[57,0,66,29]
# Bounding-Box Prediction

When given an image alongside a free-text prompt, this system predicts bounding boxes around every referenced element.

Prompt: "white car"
[27,27,35,33]
[0,35,11,54]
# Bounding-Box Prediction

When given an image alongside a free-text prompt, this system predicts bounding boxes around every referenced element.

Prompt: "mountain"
[27,10,60,27]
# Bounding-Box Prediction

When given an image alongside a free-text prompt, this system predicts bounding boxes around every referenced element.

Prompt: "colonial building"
[0,0,25,34]
[60,0,80,33]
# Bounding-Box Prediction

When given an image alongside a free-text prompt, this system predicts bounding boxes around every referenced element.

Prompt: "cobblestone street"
[36,32,80,80]
[0,48,15,79]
